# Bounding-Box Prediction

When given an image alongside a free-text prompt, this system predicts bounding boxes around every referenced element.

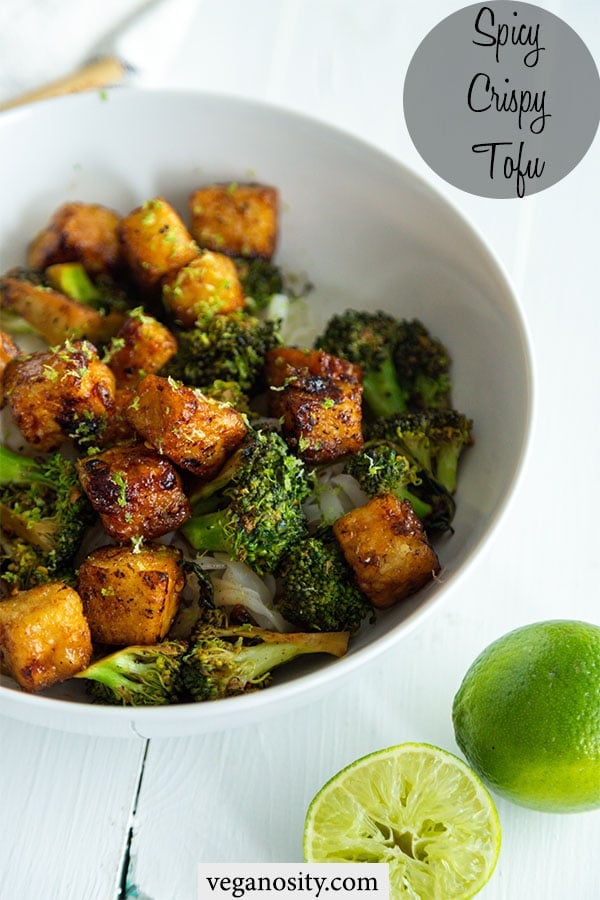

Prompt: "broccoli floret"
[75,642,187,705]
[344,443,455,533]
[275,534,372,633]
[234,257,284,311]
[315,311,454,417]
[366,409,473,495]
[181,609,349,701]
[163,310,281,394]
[181,430,311,574]
[200,379,252,415]
[0,446,96,589]
[315,309,408,419]
[394,319,452,410]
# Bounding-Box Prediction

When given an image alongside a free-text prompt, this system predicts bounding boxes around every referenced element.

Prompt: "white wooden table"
[1,2,599,898]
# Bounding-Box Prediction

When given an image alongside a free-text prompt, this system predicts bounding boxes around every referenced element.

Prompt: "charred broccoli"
[163,310,281,394]
[0,446,95,588]
[76,641,187,705]
[182,609,349,701]
[234,257,284,311]
[181,429,311,574]
[366,409,473,495]
[344,443,455,533]
[275,533,372,633]
[393,318,452,410]
[315,309,408,418]
[315,311,453,418]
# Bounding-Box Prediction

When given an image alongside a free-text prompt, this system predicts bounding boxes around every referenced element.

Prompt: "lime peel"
[453,619,600,813]
[303,742,501,899]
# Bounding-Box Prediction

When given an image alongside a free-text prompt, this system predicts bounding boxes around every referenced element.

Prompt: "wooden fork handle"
[0,57,128,112]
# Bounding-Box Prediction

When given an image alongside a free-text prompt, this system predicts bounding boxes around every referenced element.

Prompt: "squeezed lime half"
[303,742,501,899]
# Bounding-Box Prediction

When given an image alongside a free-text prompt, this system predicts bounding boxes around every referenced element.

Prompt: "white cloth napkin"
[0,0,143,103]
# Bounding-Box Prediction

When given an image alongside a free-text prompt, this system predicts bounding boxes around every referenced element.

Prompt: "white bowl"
[0,89,533,737]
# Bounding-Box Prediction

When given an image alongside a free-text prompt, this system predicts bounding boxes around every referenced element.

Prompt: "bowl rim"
[0,87,535,736]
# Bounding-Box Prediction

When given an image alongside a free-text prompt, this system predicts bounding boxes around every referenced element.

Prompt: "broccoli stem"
[435,445,461,494]
[362,357,409,418]
[0,446,52,488]
[181,511,232,554]
[225,641,313,682]
[45,262,102,305]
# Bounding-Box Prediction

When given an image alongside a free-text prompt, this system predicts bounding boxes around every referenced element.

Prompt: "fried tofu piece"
[333,494,440,609]
[0,582,92,692]
[265,347,364,463]
[264,347,362,388]
[3,340,116,451]
[271,373,363,464]
[27,202,122,275]
[118,197,199,293]
[0,275,125,345]
[189,182,278,259]
[76,441,191,542]
[125,374,248,478]
[99,384,138,446]
[77,543,185,645]
[105,311,178,383]
[0,329,19,407]
[162,250,245,327]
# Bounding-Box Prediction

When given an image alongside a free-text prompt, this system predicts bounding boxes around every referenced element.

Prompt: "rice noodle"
[303,467,369,530]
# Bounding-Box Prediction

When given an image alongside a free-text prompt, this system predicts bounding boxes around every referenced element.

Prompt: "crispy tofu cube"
[99,384,138,446]
[76,441,191,542]
[0,329,19,407]
[0,275,125,345]
[333,494,440,608]
[272,373,363,464]
[125,374,248,478]
[264,347,362,388]
[0,582,92,692]
[77,543,185,645]
[189,182,278,259]
[162,250,245,327]
[27,202,122,275]
[106,312,178,383]
[265,348,363,463]
[3,340,116,451]
[118,197,199,293]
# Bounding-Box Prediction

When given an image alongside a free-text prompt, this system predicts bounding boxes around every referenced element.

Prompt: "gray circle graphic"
[403,2,600,198]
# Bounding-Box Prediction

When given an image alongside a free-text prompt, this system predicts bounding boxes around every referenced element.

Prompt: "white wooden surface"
[1,2,599,899]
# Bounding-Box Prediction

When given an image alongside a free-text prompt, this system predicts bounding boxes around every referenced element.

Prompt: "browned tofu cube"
[99,384,138,446]
[162,250,245,327]
[265,347,362,388]
[118,197,199,293]
[3,340,116,451]
[27,202,122,275]
[272,373,363,464]
[333,495,440,609]
[125,374,248,478]
[0,275,125,345]
[76,441,191,542]
[189,182,278,259]
[0,329,19,407]
[105,311,178,383]
[0,582,92,692]
[77,543,185,645]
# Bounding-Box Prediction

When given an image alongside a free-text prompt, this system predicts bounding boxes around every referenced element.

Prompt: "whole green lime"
[452,620,600,813]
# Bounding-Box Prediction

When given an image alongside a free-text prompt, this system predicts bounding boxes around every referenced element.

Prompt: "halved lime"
[303,742,501,899]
